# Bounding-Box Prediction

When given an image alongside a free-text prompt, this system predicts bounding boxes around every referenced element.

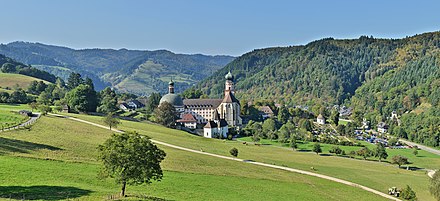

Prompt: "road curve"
[0,112,41,132]
[49,113,401,201]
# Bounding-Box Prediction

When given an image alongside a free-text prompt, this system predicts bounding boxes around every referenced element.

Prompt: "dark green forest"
[195,31,440,147]
[0,54,57,82]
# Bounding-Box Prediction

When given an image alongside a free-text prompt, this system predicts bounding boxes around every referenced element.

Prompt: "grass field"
[0,107,390,200]
[0,104,30,128]
[0,73,50,89]
[62,113,437,201]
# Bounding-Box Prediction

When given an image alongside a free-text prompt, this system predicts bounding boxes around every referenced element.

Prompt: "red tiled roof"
[177,113,197,123]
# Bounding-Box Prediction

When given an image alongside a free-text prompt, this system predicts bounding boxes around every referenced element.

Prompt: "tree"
[84,77,94,89]
[277,106,290,124]
[300,119,313,132]
[313,143,322,155]
[388,137,398,146]
[262,118,277,138]
[430,171,440,201]
[252,130,261,143]
[38,104,52,115]
[154,102,176,128]
[28,102,38,112]
[97,87,118,114]
[290,139,297,150]
[391,155,409,168]
[330,110,340,126]
[374,143,388,162]
[357,147,372,160]
[98,132,166,197]
[67,72,84,90]
[230,147,238,157]
[329,146,343,155]
[146,92,161,112]
[9,89,28,104]
[103,113,121,130]
[400,185,417,201]
[37,91,52,105]
[65,84,98,113]
[352,110,363,127]
[412,146,419,156]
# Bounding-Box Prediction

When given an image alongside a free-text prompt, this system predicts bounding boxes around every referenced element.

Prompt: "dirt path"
[50,113,401,201]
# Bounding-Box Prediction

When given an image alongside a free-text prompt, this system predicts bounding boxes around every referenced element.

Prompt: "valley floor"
[0,105,437,200]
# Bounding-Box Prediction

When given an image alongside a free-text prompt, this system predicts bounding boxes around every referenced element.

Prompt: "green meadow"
[0,108,388,200]
[63,113,437,201]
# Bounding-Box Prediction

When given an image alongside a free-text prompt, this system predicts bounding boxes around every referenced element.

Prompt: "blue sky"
[0,0,439,56]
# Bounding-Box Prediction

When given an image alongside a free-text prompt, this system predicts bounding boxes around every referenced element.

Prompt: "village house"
[176,113,197,129]
[377,122,389,133]
[119,103,130,111]
[259,106,274,119]
[127,100,144,109]
[317,114,325,125]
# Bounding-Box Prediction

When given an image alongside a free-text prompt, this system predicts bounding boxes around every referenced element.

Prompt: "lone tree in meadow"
[391,155,409,168]
[357,147,373,160]
[98,131,166,197]
[313,143,322,155]
[103,113,120,130]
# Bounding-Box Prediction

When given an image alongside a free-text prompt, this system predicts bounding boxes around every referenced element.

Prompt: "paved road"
[50,113,401,201]
[399,138,440,156]
[0,112,40,132]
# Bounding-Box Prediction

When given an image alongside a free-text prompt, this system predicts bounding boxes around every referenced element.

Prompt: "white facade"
[317,114,325,125]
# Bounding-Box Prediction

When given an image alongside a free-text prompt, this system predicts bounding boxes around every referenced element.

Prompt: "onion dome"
[225,71,234,81]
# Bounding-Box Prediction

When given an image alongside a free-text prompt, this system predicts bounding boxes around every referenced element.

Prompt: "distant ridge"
[0,42,235,94]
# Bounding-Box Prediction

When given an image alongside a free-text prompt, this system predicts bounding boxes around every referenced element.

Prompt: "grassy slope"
[0,104,30,127]
[0,73,49,89]
[65,113,437,201]
[0,113,385,200]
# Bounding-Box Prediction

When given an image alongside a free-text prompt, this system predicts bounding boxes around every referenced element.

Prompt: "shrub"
[230,147,238,157]
[400,185,416,200]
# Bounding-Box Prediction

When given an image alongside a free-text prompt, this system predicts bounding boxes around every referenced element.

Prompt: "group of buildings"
[159,72,242,138]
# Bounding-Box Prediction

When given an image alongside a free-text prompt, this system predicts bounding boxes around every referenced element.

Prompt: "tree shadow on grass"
[0,185,92,200]
[0,137,62,155]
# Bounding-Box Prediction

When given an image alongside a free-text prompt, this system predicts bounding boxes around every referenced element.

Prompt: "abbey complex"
[159,72,242,138]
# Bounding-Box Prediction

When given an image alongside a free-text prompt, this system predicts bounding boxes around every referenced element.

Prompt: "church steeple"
[168,79,175,94]
[225,71,234,95]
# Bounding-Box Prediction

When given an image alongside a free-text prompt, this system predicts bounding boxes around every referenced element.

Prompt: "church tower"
[168,80,175,94]
[225,71,234,95]
[219,71,242,128]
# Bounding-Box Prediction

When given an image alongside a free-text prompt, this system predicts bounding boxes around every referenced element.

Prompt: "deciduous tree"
[98,132,166,197]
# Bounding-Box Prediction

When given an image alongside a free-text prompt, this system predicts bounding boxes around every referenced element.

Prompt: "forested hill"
[196,32,440,107]
[196,36,399,104]
[0,42,234,94]
[0,54,57,83]
[196,31,440,147]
